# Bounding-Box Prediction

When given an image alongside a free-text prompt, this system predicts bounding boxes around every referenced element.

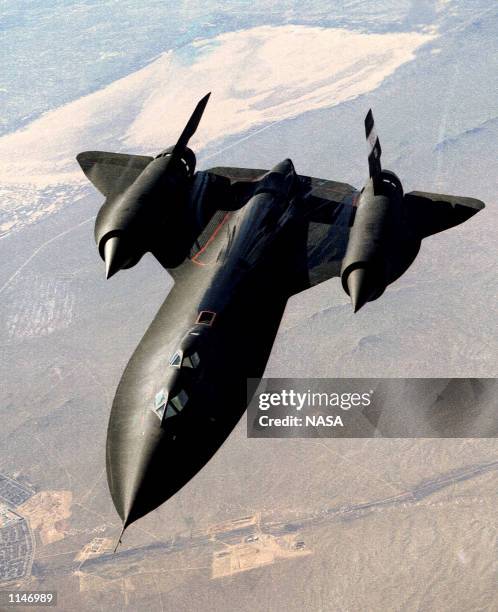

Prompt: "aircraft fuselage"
[106,160,311,527]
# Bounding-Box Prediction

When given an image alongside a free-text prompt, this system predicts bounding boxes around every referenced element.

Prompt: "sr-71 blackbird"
[77,93,485,545]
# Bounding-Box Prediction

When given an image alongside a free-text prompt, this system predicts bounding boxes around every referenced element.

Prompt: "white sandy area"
[0,24,434,189]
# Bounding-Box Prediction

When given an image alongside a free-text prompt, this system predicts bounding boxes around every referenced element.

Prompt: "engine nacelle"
[341,170,420,311]
[78,93,220,278]
[95,147,198,276]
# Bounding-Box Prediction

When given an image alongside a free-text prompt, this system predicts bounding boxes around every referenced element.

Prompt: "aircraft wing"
[207,166,358,288]
[300,176,358,287]
[302,184,486,286]
[302,186,485,288]
[404,190,484,239]
[77,151,154,197]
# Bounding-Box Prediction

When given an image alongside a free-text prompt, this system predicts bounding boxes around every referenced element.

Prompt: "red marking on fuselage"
[191,212,231,266]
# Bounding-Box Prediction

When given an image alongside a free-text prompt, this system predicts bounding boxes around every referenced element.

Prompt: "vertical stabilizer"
[365,109,382,183]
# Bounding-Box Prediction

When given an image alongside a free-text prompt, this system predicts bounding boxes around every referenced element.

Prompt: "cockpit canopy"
[169,349,200,370]
[151,325,206,423]
[153,387,189,422]
[168,325,206,371]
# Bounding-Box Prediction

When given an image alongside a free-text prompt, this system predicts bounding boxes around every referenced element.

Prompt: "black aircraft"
[77,93,485,546]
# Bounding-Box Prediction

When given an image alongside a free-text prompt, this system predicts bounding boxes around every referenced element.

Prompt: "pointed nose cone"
[347,268,372,313]
[107,411,177,532]
[107,400,220,531]
[104,236,126,279]
[112,434,162,529]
